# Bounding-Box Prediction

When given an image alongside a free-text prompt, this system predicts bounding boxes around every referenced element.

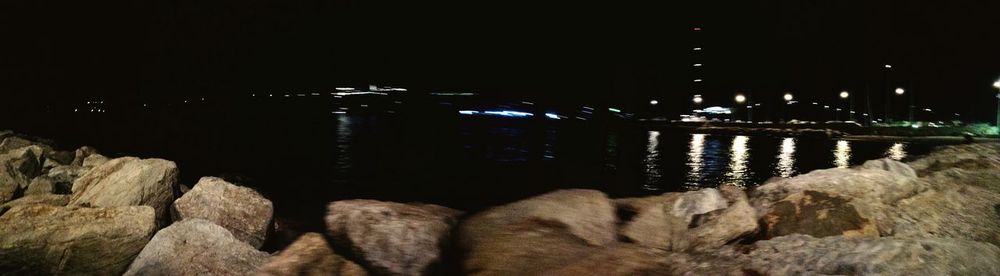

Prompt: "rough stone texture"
[172,177,274,248]
[908,143,1000,176]
[683,185,759,250]
[0,205,157,275]
[750,166,925,217]
[891,185,1000,246]
[762,190,878,239]
[71,157,179,223]
[860,158,917,178]
[461,189,617,249]
[0,145,45,204]
[0,194,70,214]
[461,219,599,275]
[326,200,461,275]
[24,176,69,195]
[71,146,99,166]
[0,136,41,154]
[46,150,75,166]
[124,218,270,276]
[256,233,367,276]
[82,153,110,168]
[743,234,1000,275]
[615,188,731,250]
[47,165,89,188]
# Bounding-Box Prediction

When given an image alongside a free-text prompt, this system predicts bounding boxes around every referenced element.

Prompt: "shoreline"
[2,131,1000,275]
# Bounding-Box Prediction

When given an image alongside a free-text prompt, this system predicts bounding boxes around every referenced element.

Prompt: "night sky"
[3,0,999,121]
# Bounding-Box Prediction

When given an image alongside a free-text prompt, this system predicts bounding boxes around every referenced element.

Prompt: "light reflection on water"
[834,140,852,168]
[686,134,705,184]
[886,142,906,160]
[724,135,750,187]
[775,138,796,177]
[643,131,662,191]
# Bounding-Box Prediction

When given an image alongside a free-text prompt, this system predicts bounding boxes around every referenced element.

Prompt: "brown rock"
[326,200,461,275]
[172,177,274,248]
[0,194,70,214]
[71,146,99,167]
[762,190,878,239]
[0,145,45,204]
[124,218,270,276]
[71,157,179,223]
[0,205,157,275]
[256,233,367,276]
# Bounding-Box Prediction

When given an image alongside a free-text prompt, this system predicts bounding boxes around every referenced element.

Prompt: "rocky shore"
[2,130,1000,275]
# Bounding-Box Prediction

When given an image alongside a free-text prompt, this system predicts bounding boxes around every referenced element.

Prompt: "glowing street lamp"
[735,94,746,103]
[783,93,793,101]
[692,95,703,104]
[895,88,905,95]
[649,100,659,106]
[839,91,849,99]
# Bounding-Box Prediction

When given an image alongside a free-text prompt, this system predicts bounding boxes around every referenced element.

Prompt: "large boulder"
[461,189,616,248]
[326,200,461,275]
[47,165,89,188]
[907,143,1000,176]
[82,153,110,168]
[256,232,367,276]
[172,177,274,248]
[860,158,917,178]
[761,190,878,239]
[124,218,270,276]
[750,166,925,216]
[0,136,46,154]
[0,205,157,275]
[891,185,1000,246]
[70,157,179,223]
[24,176,70,195]
[743,234,1000,275]
[682,185,759,250]
[0,194,70,214]
[0,145,45,204]
[615,188,734,250]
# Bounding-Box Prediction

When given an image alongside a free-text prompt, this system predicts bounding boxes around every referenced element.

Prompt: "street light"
[649,100,659,106]
[839,91,849,99]
[735,94,746,103]
[783,93,793,101]
[692,95,703,104]
[994,80,1000,129]
[895,88,905,95]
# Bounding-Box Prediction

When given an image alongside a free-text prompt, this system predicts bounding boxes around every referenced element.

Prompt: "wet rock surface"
[326,200,461,275]
[172,177,274,248]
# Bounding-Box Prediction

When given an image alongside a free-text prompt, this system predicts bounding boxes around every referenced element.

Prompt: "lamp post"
[894,87,906,124]
[735,94,747,122]
[839,91,851,121]
[783,93,793,122]
[993,81,1000,129]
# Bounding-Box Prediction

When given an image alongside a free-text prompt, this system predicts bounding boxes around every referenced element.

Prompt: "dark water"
[12,101,958,239]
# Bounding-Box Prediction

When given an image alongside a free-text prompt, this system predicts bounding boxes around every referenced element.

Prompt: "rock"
[924,164,1000,193]
[0,146,45,204]
[0,136,38,154]
[71,157,179,223]
[23,176,69,195]
[71,146,99,166]
[82,153,110,168]
[743,234,1000,275]
[682,185,758,250]
[172,177,274,248]
[461,219,599,275]
[750,166,925,218]
[47,150,75,166]
[47,165,89,187]
[762,190,878,239]
[891,185,1000,246]
[326,200,461,275]
[907,143,1000,176]
[256,233,367,276]
[860,158,917,178]
[615,188,730,250]
[124,218,270,276]
[0,205,157,275]
[461,189,616,249]
[0,194,70,215]
[179,184,191,194]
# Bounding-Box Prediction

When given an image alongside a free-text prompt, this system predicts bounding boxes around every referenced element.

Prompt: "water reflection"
[833,140,852,168]
[886,143,906,160]
[775,138,796,177]
[335,114,353,175]
[643,131,662,190]
[686,134,705,184]
[725,135,750,187]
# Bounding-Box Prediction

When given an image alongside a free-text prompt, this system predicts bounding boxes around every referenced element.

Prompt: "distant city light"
[783,93,793,101]
[608,108,622,113]
[545,113,560,119]
[693,95,703,104]
[693,79,703,82]
[693,63,702,67]
[696,106,732,115]
[735,94,746,103]
[924,108,932,112]
[693,27,702,31]
[458,110,479,115]
[335,87,355,91]
[885,64,893,69]
[483,110,533,117]
[693,47,702,51]
[993,81,1000,89]
[840,91,849,98]
[895,88,905,95]
[649,100,659,105]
